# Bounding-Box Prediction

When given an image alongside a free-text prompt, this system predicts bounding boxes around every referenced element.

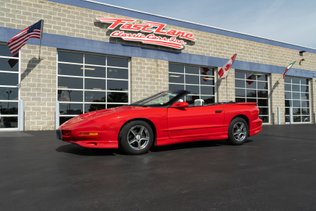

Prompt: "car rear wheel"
[119,120,154,155]
[228,117,248,145]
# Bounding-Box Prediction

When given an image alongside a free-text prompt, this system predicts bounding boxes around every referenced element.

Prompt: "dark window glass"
[185,66,199,74]
[247,98,257,103]
[258,99,268,106]
[0,44,13,57]
[285,100,291,107]
[107,92,128,103]
[292,92,300,100]
[58,90,83,102]
[0,102,18,114]
[293,108,301,115]
[186,85,199,94]
[293,100,300,107]
[258,91,268,98]
[301,85,309,92]
[85,79,105,90]
[169,73,184,83]
[107,56,128,67]
[59,103,83,115]
[85,66,105,78]
[258,82,268,90]
[201,86,214,95]
[169,63,184,73]
[235,80,244,88]
[302,108,310,115]
[85,54,105,65]
[0,73,18,86]
[107,104,124,109]
[285,116,290,123]
[201,96,215,104]
[0,117,18,128]
[285,92,291,100]
[58,77,83,89]
[200,77,214,85]
[292,77,300,84]
[236,98,245,102]
[0,88,18,100]
[169,84,184,92]
[247,90,256,98]
[107,80,128,91]
[260,116,269,123]
[259,107,269,115]
[293,116,302,122]
[0,58,19,71]
[285,108,289,115]
[302,116,310,122]
[292,85,300,92]
[200,68,214,76]
[107,68,128,79]
[58,63,83,76]
[59,117,74,125]
[85,91,106,102]
[186,75,199,84]
[236,89,245,97]
[235,71,245,79]
[300,79,309,85]
[301,101,309,107]
[58,51,83,63]
[285,84,291,91]
[257,74,268,81]
[85,104,106,112]
[246,81,256,89]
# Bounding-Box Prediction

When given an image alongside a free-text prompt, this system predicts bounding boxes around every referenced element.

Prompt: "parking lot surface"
[1,125,316,210]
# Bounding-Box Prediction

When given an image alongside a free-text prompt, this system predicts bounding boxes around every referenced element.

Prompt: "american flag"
[7,20,43,56]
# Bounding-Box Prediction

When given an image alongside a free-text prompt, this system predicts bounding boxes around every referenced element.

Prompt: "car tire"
[228,117,249,145]
[119,120,154,155]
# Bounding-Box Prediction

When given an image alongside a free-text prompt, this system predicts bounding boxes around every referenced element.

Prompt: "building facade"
[0,0,316,131]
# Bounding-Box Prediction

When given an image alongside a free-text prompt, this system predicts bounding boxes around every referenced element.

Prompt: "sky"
[92,0,316,49]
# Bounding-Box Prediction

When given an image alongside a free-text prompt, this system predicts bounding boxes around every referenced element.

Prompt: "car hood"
[60,106,148,127]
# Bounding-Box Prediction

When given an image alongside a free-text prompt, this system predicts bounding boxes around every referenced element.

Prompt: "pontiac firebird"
[57,90,262,154]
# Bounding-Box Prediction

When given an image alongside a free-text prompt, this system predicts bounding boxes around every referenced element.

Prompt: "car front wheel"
[119,120,154,155]
[228,117,248,145]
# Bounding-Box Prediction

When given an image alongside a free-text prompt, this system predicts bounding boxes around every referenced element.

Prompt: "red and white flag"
[7,20,43,56]
[282,61,296,78]
[218,53,237,79]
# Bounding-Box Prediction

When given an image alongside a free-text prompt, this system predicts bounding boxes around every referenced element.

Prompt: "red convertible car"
[57,90,262,154]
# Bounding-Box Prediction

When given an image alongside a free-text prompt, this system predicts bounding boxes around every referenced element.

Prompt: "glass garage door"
[169,63,216,104]
[57,50,130,126]
[284,77,311,123]
[0,44,20,130]
[235,70,270,124]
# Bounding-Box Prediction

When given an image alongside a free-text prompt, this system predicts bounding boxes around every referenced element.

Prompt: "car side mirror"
[171,102,189,108]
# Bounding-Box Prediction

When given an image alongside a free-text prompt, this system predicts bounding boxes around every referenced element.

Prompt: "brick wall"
[131,57,168,102]
[270,74,285,125]
[20,45,56,130]
[217,69,235,102]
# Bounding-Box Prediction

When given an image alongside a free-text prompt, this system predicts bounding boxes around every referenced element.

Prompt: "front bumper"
[55,129,118,149]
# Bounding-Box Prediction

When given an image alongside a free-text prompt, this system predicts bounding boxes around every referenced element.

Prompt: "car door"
[167,104,226,140]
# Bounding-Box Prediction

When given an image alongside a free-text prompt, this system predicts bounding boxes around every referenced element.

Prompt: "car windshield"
[131,91,191,107]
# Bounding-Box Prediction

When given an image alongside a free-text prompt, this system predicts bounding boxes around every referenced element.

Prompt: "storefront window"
[284,76,311,123]
[57,50,129,125]
[169,63,216,104]
[235,70,270,123]
[0,44,19,129]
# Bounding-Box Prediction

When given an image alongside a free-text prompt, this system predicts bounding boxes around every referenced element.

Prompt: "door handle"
[215,110,223,113]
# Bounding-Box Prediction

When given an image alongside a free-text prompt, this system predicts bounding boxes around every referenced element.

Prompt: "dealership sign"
[96,18,196,50]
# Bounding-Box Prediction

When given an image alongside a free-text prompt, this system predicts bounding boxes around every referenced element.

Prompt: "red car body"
[57,91,262,150]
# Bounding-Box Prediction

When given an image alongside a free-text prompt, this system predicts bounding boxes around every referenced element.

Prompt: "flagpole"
[38,19,44,60]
